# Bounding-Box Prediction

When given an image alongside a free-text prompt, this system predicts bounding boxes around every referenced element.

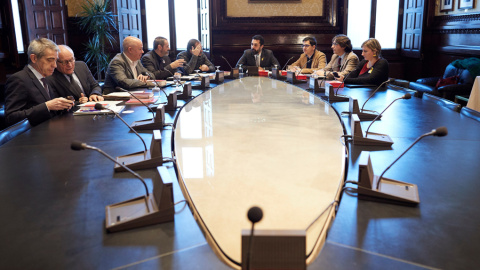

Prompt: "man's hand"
[137,74,149,82]
[191,44,201,56]
[171,59,186,69]
[46,98,74,111]
[79,93,88,104]
[199,64,209,72]
[89,94,104,102]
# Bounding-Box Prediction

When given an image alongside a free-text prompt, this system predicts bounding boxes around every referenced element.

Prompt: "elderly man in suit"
[5,38,74,126]
[315,34,359,80]
[47,45,104,104]
[142,36,185,79]
[103,36,155,94]
[236,35,280,71]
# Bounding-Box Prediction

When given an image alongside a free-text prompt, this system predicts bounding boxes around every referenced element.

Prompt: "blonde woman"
[338,38,389,86]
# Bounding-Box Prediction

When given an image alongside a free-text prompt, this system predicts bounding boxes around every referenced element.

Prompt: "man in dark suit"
[5,38,74,126]
[236,35,280,71]
[47,45,104,104]
[141,36,185,79]
[103,36,155,94]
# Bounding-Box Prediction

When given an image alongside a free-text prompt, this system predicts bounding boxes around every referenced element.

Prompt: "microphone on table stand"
[375,126,448,190]
[281,56,295,71]
[245,206,263,270]
[296,58,312,77]
[94,103,147,153]
[71,140,149,197]
[365,93,412,136]
[221,55,233,70]
[360,79,392,112]
[115,86,156,118]
[142,71,169,96]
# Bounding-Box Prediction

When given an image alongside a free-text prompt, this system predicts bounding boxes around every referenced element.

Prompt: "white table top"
[174,77,346,267]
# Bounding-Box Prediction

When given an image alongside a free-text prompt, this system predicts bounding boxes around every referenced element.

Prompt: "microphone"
[115,86,155,119]
[334,65,356,96]
[220,55,233,70]
[360,79,391,112]
[71,140,150,197]
[281,56,295,71]
[365,93,412,136]
[246,206,263,270]
[94,103,147,152]
[296,58,312,76]
[375,126,448,190]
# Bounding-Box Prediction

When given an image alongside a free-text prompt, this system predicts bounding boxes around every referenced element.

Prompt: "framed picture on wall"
[249,0,301,2]
[459,0,475,9]
[441,0,454,11]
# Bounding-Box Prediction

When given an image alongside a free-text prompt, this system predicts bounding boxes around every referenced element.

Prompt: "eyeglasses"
[302,44,311,48]
[332,42,339,46]
[57,58,76,65]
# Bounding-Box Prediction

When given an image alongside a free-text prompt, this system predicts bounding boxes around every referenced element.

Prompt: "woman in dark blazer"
[339,38,389,86]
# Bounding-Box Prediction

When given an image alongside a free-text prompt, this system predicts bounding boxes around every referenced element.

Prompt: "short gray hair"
[27,38,59,64]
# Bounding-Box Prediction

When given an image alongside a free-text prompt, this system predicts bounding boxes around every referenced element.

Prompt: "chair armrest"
[416,77,440,86]
[438,84,473,95]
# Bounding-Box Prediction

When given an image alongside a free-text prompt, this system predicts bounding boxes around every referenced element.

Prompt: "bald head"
[123,36,144,61]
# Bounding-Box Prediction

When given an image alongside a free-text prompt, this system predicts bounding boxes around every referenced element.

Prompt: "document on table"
[73,101,125,115]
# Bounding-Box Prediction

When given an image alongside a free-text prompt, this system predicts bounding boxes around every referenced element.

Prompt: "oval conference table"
[1,75,480,269]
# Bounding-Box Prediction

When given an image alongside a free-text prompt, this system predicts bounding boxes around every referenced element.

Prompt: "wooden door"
[21,0,67,44]
[116,0,142,50]
[401,0,425,58]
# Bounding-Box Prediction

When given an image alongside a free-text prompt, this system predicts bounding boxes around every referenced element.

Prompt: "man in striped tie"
[315,34,359,80]
[5,38,74,126]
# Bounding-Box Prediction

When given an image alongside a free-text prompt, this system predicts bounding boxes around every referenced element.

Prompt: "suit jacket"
[323,52,359,80]
[47,61,102,101]
[103,53,155,94]
[176,51,215,74]
[344,58,389,86]
[5,66,55,126]
[235,49,280,71]
[141,50,176,79]
[291,50,327,74]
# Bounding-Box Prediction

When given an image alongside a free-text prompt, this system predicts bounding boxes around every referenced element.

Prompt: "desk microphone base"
[348,98,380,120]
[106,167,175,232]
[115,130,163,172]
[115,150,163,172]
[353,132,393,146]
[131,106,165,131]
[358,151,419,205]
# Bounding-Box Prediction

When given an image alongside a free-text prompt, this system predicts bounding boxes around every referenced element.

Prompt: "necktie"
[40,78,51,99]
[68,74,84,98]
[255,54,260,67]
[337,57,342,71]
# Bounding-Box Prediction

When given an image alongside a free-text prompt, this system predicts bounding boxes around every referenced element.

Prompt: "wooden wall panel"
[209,0,343,70]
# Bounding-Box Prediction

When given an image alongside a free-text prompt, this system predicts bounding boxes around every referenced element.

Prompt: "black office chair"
[423,93,462,112]
[409,63,474,100]
[460,106,480,122]
[0,119,31,146]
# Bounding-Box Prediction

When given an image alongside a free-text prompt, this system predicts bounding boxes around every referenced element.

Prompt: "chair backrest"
[0,119,31,147]
[443,64,474,85]
[461,106,480,122]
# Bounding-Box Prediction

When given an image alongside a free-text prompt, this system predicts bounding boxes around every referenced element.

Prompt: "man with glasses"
[236,35,280,71]
[47,45,103,104]
[142,37,185,79]
[289,37,326,74]
[316,34,359,80]
[5,38,74,126]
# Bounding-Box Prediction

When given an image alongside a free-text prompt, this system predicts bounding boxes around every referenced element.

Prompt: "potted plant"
[77,0,117,81]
